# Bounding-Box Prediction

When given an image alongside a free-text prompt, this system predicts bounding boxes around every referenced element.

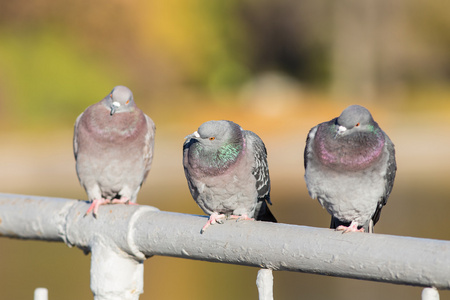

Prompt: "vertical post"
[256,269,274,300]
[422,287,440,300]
[34,288,48,300]
[90,241,144,300]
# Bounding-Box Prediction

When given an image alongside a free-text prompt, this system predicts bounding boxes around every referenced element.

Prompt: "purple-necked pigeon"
[304,105,396,233]
[73,85,155,217]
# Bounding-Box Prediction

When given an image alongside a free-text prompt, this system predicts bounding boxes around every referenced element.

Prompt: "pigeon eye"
[209,137,215,141]
[126,99,130,105]
[355,123,360,127]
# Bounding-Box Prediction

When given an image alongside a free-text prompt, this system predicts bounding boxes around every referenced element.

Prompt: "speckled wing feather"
[141,115,156,183]
[371,132,397,225]
[182,137,199,201]
[303,125,319,170]
[244,130,270,201]
[73,112,83,161]
[243,130,277,222]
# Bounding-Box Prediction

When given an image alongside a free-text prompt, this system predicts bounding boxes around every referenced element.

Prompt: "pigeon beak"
[334,125,347,138]
[185,131,200,140]
[337,125,347,134]
[110,102,121,115]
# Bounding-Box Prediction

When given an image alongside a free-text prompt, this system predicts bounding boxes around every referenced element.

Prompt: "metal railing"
[0,193,448,300]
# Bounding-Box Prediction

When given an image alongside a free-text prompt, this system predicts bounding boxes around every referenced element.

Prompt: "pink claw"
[229,214,254,221]
[111,196,136,205]
[336,221,365,233]
[85,197,138,218]
[85,198,110,218]
[201,212,226,234]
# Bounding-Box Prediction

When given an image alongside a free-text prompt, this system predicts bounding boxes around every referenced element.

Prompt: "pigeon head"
[335,105,376,136]
[106,85,135,115]
[185,120,244,172]
[186,120,243,148]
[199,120,241,144]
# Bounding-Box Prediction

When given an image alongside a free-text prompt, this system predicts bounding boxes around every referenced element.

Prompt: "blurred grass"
[0,28,123,130]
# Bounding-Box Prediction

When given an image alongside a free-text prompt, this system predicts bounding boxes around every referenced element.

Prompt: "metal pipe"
[1,193,449,293]
[132,209,450,289]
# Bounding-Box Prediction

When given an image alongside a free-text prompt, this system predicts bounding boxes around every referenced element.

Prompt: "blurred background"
[1,0,450,299]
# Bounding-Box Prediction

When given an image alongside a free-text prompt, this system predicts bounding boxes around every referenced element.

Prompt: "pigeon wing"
[303,125,319,170]
[372,132,397,225]
[73,112,84,160]
[244,130,271,203]
[141,114,156,183]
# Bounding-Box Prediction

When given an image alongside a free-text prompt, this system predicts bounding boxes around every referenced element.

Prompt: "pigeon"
[73,85,155,217]
[304,105,396,233]
[183,120,276,233]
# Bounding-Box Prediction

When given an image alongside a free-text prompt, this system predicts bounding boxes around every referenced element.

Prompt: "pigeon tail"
[255,201,277,223]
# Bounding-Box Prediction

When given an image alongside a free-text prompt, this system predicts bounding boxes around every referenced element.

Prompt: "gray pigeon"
[183,120,276,233]
[73,85,155,217]
[304,105,396,233]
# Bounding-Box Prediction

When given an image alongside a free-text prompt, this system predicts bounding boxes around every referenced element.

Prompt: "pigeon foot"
[229,214,255,222]
[85,198,110,218]
[336,221,365,233]
[201,212,226,234]
[111,196,138,205]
